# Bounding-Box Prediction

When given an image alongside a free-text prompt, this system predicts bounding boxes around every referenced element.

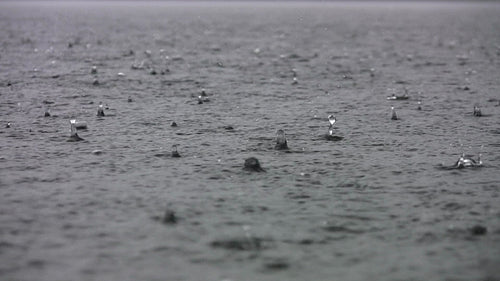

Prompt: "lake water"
[1,1,500,280]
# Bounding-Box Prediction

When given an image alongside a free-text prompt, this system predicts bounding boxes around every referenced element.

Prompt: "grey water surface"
[1,1,500,281]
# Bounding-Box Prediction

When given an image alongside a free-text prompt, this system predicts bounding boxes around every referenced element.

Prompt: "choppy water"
[1,1,500,280]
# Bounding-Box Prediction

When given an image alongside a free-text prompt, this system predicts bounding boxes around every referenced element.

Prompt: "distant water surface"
[0,1,500,281]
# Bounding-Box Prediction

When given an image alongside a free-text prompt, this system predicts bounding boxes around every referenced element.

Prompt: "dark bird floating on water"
[67,119,84,142]
[275,129,289,150]
[243,157,265,172]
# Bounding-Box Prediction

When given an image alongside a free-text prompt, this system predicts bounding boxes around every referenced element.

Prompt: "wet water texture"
[1,2,500,281]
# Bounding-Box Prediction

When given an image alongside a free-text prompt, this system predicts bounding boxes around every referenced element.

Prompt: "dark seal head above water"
[243,157,265,172]
[67,119,84,142]
[274,129,289,150]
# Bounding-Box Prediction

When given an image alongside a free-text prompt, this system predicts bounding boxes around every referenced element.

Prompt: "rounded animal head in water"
[244,157,265,172]
[275,129,289,150]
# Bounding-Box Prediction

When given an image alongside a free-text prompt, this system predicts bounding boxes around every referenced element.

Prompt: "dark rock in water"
[470,225,487,236]
[150,69,157,75]
[93,79,99,86]
[127,96,133,102]
[223,125,234,131]
[244,157,265,172]
[162,210,177,224]
[170,121,178,127]
[44,111,51,117]
[325,134,343,141]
